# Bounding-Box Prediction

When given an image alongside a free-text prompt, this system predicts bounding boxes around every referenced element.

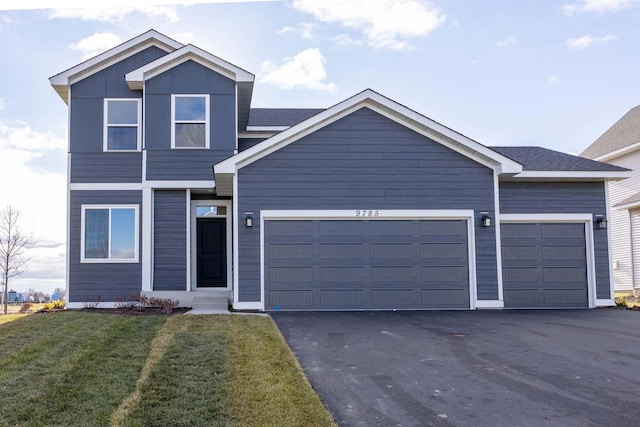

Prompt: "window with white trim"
[172,94,210,148]
[104,99,141,151]
[81,205,139,263]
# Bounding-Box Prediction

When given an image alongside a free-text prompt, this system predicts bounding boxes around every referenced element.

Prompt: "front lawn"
[0,312,335,427]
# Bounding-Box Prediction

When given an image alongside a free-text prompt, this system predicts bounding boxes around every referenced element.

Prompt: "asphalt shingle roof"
[248,108,325,127]
[581,105,640,159]
[490,146,628,172]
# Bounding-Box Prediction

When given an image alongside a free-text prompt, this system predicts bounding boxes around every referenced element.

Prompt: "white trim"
[103,98,142,152]
[512,171,631,180]
[604,183,615,300]
[185,189,191,291]
[493,172,504,303]
[142,150,147,182]
[125,44,254,89]
[500,213,593,222]
[189,199,233,291]
[70,181,215,191]
[232,301,262,311]
[141,188,153,291]
[595,298,615,307]
[50,30,182,103]
[232,174,239,306]
[80,204,140,264]
[66,87,71,303]
[238,132,278,139]
[593,141,640,162]
[234,84,239,153]
[215,89,523,176]
[258,209,478,312]
[475,300,504,309]
[171,94,210,149]
[500,213,596,308]
[245,126,289,132]
[613,199,640,211]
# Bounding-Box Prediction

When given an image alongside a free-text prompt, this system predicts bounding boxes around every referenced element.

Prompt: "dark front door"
[197,218,227,287]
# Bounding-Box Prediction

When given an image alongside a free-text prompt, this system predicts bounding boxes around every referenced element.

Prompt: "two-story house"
[581,106,640,296]
[51,30,629,311]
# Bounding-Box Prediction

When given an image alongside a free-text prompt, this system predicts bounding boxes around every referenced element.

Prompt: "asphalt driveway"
[272,310,640,427]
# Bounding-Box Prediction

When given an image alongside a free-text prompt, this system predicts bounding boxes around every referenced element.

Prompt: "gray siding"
[153,190,187,290]
[238,137,267,152]
[69,46,167,183]
[69,190,142,302]
[70,153,142,183]
[237,107,498,302]
[500,181,610,299]
[145,60,236,180]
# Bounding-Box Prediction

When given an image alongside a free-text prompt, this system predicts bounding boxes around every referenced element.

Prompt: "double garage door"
[264,219,470,310]
[263,218,590,310]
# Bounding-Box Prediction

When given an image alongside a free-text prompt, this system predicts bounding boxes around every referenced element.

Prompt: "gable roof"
[49,29,182,104]
[247,108,325,130]
[581,105,640,161]
[124,44,254,89]
[491,146,628,172]
[214,89,524,195]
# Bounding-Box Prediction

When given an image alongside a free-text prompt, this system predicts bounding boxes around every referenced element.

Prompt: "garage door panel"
[502,222,588,308]
[269,267,313,283]
[320,243,364,259]
[421,266,467,282]
[320,266,365,283]
[421,243,466,259]
[265,219,470,310]
[268,244,313,260]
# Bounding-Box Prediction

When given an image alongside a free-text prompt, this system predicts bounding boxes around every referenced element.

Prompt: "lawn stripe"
[110,316,188,426]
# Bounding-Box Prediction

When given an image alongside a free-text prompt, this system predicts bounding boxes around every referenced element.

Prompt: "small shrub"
[42,300,66,311]
[615,296,628,308]
[19,303,34,313]
[82,296,103,309]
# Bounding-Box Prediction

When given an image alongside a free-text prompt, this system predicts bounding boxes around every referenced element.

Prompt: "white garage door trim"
[259,209,477,311]
[500,213,597,308]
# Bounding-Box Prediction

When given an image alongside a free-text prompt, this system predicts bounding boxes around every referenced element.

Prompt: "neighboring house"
[50,30,629,311]
[582,106,640,296]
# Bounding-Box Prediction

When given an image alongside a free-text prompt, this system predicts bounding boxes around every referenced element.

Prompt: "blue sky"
[0,0,638,293]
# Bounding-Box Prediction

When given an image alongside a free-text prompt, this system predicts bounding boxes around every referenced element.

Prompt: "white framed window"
[81,205,139,263]
[171,94,210,149]
[103,99,141,151]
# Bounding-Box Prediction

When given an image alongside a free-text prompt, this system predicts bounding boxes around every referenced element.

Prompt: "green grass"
[0,312,335,427]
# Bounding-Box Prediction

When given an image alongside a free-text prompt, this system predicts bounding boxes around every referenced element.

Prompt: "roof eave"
[502,170,632,181]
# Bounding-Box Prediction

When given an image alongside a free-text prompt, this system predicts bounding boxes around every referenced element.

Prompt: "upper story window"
[172,94,210,149]
[104,99,141,151]
[81,205,139,263]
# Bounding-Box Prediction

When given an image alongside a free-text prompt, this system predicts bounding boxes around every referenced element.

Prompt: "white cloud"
[566,34,617,49]
[547,75,560,85]
[49,5,179,23]
[291,0,446,50]
[562,0,631,15]
[330,33,362,47]
[259,48,336,91]
[278,22,316,39]
[0,121,67,292]
[497,35,516,48]
[70,32,122,61]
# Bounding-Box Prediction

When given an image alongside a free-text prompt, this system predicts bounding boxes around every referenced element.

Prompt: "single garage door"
[264,219,470,310]
[501,222,589,308]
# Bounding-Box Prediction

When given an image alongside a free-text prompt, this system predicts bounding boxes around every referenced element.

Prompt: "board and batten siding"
[69,46,168,183]
[68,191,142,302]
[145,60,237,181]
[499,181,611,299]
[236,107,498,303]
[153,190,187,291]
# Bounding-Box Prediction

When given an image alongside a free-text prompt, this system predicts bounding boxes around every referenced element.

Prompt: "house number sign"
[355,209,380,217]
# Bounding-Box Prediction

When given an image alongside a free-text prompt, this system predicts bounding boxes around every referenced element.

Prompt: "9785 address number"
[355,209,379,217]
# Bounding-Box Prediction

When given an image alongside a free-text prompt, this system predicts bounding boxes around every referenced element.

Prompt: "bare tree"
[0,206,35,314]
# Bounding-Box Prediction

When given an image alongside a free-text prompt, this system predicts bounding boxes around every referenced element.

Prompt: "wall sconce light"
[481,212,491,227]
[245,214,253,228]
[596,215,607,229]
